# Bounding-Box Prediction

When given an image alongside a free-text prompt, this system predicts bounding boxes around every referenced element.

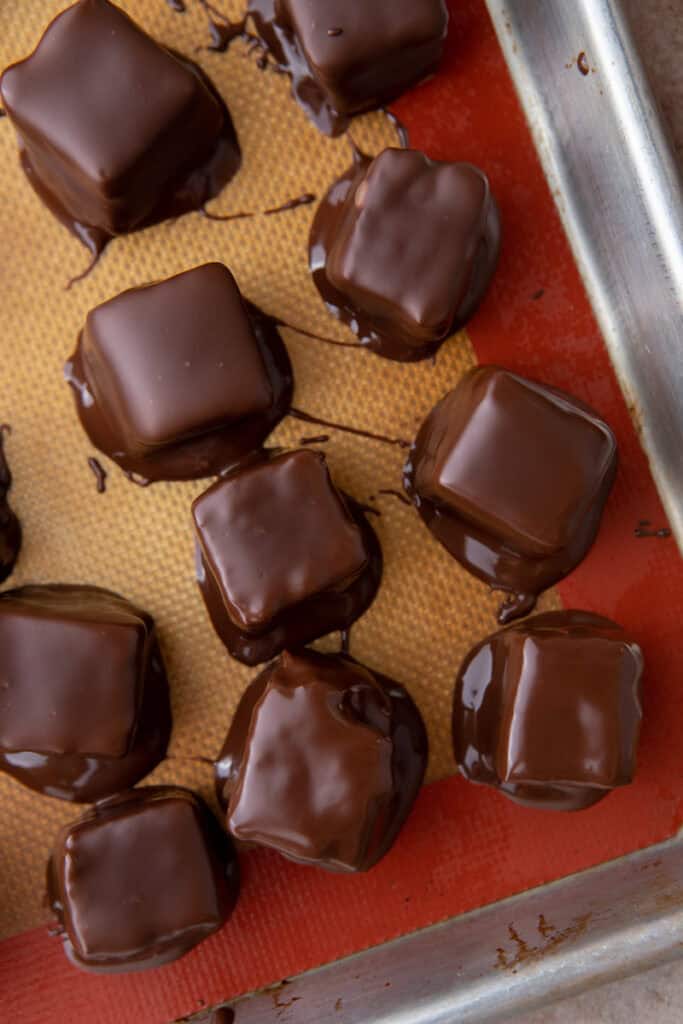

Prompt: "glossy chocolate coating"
[0,0,240,253]
[65,264,293,481]
[453,611,643,810]
[0,585,171,802]
[216,650,427,871]
[310,149,500,361]
[248,0,448,136]
[0,434,21,583]
[48,786,239,972]
[193,450,383,665]
[405,367,618,620]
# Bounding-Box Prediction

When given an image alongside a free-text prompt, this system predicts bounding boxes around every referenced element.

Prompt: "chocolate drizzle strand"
[87,457,107,494]
[289,408,410,449]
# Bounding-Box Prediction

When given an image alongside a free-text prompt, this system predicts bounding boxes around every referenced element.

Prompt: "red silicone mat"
[1,1,681,1021]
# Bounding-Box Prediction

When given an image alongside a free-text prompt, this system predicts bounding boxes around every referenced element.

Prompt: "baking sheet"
[1,2,682,1022]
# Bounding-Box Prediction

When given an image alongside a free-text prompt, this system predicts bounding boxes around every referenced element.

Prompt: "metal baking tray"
[181,1,683,1020]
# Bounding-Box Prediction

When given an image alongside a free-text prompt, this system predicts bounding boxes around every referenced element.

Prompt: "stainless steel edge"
[485,0,683,551]
[190,834,683,1023]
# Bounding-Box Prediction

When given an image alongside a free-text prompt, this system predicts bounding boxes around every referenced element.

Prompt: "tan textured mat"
[0,0,558,939]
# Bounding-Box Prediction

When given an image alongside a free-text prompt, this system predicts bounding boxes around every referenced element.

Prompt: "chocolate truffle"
[216,649,427,871]
[453,611,644,810]
[249,0,449,136]
[48,786,239,972]
[0,433,21,583]
[310,148,500,361]
[65,264,293,482]
[193,450,382,665]
[0,0,240,257]
[0,585,171,802]
[405,366,618,620]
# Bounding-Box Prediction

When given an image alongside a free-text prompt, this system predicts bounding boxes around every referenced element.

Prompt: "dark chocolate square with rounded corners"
[193,450,368,631]
[82,263,273,455]
[326,149,488,342]
[497,630,642,788]
[0,0,222,231]
[52,789,229,968]
[0,588,146,758]
[415,367,617,558]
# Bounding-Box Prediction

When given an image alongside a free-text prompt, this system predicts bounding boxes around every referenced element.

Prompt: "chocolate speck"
[577,52,590,76]
[532,288,545,300]
[165,0,186,10]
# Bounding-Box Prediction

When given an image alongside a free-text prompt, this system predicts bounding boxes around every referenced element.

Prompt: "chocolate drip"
[378,488,411,507]
[299,434,330,446]
[87,456,107,494]
[264,192,316,215]
[289,408,410,449]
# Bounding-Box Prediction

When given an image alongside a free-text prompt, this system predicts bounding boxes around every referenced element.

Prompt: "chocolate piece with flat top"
[0,0,240,256]
[66,264,293,481]
[0,585,171,802]
[0,434,21,583]
[193,450,382,665]
[405,366,618,620]
[453,611,643,810]
[48,786,239,972]
[216,649,427,871]
[310,148,500,361]
[249,0,448,136]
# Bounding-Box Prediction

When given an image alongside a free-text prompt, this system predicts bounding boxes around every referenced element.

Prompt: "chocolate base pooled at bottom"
[65,264,293,483]
[47,787,239,973]
[0,432,21,583]
[309,148,500,362]
[404,366,618,622]
[193,449,383,665]
[0,585,171,802]
[215,649,428,872]
[453,611,644,811]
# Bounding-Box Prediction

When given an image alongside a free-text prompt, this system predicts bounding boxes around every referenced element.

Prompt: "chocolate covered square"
[0,0,224,234]
[68,264,293,480]
[0,585,171,802]
[280,0,448,115]
[497,631,640,788]
[453,612,643,811]
[320,149,499,355]
[216,650,427,872]
[417,368,616,557]
[193,451,382,664]
[0,588,146,758]
[48,787,239,971]
[407,367,617,620]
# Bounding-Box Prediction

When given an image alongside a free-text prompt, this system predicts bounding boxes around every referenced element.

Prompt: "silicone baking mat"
[0,1,681,1021]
